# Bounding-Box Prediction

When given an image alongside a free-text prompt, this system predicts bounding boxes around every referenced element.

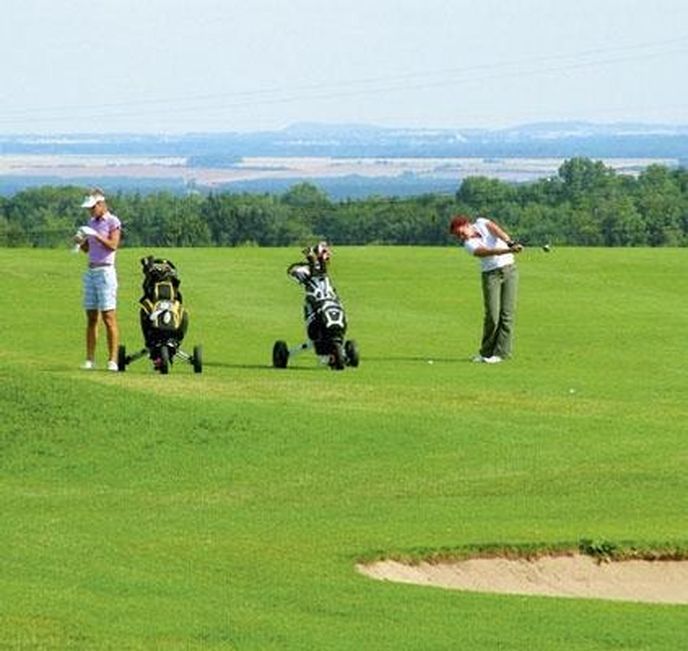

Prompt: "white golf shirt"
[463,217,514,272]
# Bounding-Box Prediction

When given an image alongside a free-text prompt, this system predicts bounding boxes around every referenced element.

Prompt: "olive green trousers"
[480,264,518,359]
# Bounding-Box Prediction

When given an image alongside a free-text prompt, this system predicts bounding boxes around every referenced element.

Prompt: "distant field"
[1,246,687,649]
[0,154,679,193]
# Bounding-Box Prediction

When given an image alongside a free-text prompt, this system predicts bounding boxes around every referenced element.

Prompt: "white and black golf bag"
[288,260,347,357]
[273,242,359,370]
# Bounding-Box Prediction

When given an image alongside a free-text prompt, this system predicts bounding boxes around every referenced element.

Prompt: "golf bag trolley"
[117,256,203,374]
[272,242,359,371]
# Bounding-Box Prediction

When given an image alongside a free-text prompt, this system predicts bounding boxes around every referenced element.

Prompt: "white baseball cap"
[81,190,106,208]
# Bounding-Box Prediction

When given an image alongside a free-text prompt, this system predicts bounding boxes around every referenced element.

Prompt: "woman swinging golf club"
[450,214,523,364]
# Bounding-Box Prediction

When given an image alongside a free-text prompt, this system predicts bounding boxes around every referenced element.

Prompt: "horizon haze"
[2,0,687,134]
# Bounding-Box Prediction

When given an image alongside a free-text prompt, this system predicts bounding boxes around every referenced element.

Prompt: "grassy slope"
[0,246,687,650]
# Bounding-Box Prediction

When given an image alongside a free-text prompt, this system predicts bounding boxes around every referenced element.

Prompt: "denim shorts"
[83,266,118,311]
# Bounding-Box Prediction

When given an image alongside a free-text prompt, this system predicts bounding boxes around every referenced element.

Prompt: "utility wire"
[1,35,686,125]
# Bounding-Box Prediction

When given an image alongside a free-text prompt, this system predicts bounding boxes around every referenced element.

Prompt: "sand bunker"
[357,555,688,604]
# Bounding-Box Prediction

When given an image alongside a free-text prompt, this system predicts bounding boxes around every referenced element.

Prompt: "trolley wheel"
[192,345,203,374]
[117,344,127,372]
[272,340,289,368]
[159,345,170,375]
[330,342,346,370]
[344,340,360,367]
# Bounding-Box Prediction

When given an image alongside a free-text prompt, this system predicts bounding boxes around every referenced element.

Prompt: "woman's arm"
[485,219,512,242]
[94,227,121,252]
[473,245,521,257]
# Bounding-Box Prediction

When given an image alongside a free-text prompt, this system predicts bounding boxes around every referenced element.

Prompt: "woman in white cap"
[75,188,121,371]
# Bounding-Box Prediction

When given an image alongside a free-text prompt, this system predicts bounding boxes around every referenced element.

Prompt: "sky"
[1,0,687,133]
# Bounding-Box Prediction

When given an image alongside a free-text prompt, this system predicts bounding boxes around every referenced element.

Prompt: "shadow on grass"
[203,361,322,372]
[206,357,474,369]
[363,355,472,364]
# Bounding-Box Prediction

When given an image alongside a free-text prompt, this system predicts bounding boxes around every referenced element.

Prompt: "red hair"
[449,214,471,234]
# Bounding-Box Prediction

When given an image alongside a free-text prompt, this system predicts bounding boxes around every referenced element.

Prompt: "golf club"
[511,238,552,253]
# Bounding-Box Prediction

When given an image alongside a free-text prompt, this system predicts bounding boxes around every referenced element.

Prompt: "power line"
[1,35,687,126]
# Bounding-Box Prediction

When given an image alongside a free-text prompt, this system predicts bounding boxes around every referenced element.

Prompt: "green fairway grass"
[1,246,686,650]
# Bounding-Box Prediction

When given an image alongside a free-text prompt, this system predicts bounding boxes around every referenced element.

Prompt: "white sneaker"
[471,354,485,363]
[483,355,503,364]
[81,360,95,370]
[106,360,119,372]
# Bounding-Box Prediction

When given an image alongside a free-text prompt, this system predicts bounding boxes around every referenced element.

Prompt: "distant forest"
[1,158,687,247]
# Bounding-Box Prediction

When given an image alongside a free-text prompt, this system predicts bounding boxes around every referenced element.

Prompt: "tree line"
[1,158,687,248]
